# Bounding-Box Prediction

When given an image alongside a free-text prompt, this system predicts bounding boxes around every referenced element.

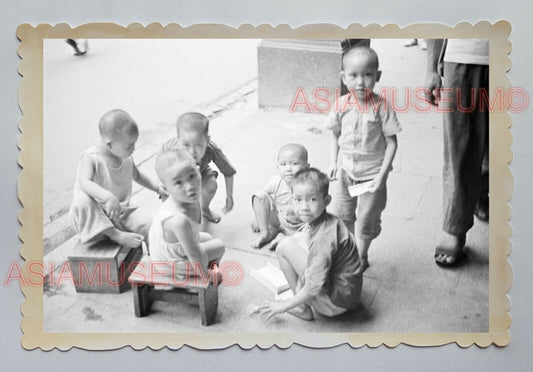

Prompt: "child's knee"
[203,176,218,195]
[357,216,382,240]
[276,237,293,258]
[252,192,273,211]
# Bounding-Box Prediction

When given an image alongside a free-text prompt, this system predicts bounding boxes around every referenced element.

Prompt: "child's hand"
[157,185,169,201]
[103,195,122,222]
[328,163,338,180]
[368,174,385,193]
[256,300,285,320]
[222,196,234,214]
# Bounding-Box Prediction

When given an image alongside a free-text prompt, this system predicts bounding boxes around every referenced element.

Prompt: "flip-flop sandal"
[434,244,466,267]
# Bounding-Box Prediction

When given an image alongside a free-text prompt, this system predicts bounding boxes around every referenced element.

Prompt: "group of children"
[69,46,400,321]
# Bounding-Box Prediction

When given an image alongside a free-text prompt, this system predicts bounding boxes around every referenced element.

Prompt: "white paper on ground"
[250,262,290,294]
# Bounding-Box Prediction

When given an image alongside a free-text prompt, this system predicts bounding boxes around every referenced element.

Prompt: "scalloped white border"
[17,22,512,350]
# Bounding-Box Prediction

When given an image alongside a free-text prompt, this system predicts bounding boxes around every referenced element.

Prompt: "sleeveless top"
[148,196,202,264]
[73,146,133,206]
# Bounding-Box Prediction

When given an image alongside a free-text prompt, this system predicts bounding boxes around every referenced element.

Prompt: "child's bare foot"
[288,305,314,321]
[203,208,221,224]
[106,229,143,248]
[268,233,284,251]
[251,222,260,233]
[251,230,277,249]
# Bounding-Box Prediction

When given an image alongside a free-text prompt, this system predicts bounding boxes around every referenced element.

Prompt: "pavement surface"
[43,39,488,333]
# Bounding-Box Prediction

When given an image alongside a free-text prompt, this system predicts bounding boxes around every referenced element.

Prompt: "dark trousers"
[441,62,489,235]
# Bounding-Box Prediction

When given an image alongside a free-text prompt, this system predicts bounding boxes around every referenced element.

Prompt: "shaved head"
[278,143,308,163]
[155,148,196,182]
[176,112,209,137]
[98,109,139,140]
[342,46,380,71]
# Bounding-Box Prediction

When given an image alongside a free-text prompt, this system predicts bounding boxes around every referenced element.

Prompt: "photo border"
[17,21,512,350]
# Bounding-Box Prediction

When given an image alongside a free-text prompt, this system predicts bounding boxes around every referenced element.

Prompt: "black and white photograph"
[17,23,511,348]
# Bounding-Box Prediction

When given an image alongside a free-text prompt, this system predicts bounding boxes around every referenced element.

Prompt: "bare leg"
[288,305,314,321]
[356,237,371,272]
[275,236,307,292]
[251,196,279,248]
[276,236,314,320]
[202,175,221,223]
[200,236,226,266]
[103,227,143,248]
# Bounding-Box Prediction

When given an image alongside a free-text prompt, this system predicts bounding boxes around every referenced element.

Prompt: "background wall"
[1,1,531,370]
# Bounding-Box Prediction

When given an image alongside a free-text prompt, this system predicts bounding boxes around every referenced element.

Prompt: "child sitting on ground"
[149,148,225,277]
[251,143,309,249]
[327,46,401,271]
[163,112,236,224]
[257,168,363,321]
[69,109,164,248]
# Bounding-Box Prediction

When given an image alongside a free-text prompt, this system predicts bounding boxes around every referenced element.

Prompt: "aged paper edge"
[17,22,512,350]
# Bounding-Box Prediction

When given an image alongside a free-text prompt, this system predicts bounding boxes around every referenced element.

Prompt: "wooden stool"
[128,256,219,326]
[68,239,142,293]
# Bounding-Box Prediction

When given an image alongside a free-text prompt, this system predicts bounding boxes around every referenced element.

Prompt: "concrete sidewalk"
[43,91,489,334]
[43,39,488,333]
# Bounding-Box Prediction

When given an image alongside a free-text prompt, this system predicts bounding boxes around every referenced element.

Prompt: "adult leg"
[436,62,488,265]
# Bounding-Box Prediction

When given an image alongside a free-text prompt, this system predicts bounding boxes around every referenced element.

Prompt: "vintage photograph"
[18,23,511,349]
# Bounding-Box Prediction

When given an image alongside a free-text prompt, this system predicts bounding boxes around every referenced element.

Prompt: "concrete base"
[258,39,370,110]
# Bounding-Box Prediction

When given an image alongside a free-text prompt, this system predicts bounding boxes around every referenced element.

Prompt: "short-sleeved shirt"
[260,174,302,227]
[302,212,363,310]
[72,146,133,206]
[163,137,236,177]
[443,39,489,66]
[326,93,401,181]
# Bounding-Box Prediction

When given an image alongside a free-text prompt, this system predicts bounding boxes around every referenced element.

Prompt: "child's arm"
[257,288,313,320]
[328,130,340,180]
[222,175,234,213]
[368,134,398,193]
[208,141,236,213]
[166,216,210,277]
[132,163,166,198]
[78,154,122,222]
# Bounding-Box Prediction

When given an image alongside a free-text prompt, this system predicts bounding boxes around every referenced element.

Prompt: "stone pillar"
[257,39,370,110]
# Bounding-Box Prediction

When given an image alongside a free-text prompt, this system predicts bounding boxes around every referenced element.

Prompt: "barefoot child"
[149,148,225,277]
[163,112,236,224]
[327,46,401,271]
[251,143,309,248]
[257,168,363,321]
[69,109,164,248]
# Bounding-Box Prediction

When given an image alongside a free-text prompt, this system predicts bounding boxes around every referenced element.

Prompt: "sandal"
[434,234,466,267]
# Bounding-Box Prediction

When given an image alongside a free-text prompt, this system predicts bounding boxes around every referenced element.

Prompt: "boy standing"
[257,168,363,321]
[69,109,164,247]
[327,46,401,271]
[163,112,236,224]
[251,143,309,248]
